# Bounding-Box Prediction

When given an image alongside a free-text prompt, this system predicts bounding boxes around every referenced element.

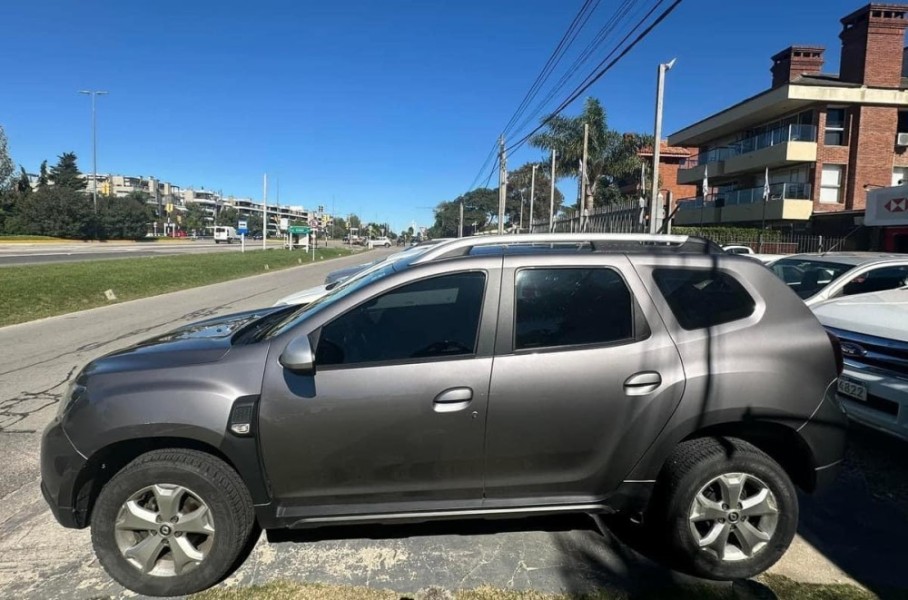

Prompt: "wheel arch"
[70,435,269,528]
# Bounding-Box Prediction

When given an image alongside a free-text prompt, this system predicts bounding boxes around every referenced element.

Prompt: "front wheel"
[649,437,798,580]
[90,449,255,597]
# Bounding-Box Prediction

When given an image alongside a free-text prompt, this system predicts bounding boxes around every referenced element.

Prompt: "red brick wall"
[659,158,698,210]
[846,105,898,209]
[839,6,907,88]
[812,107,852,213]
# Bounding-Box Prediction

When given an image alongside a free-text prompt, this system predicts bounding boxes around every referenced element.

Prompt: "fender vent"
[229,403,255,436]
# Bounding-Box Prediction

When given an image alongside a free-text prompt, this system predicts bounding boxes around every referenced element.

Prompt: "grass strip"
[0,247,353,327]
[190,576,879,600]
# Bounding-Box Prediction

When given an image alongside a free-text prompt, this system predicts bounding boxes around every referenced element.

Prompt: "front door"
[259,270,497,517]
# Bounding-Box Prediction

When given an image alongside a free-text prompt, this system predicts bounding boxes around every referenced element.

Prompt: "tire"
[214,240,220,244]
[90,449,255,597]
[648,437,798,581]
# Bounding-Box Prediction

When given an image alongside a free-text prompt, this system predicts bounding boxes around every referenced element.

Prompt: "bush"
[8,187,96,239]
[97,196,152,240]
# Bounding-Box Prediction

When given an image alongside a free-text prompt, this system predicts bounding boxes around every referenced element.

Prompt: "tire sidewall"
[92,461,243,597]
[667,450,799,580]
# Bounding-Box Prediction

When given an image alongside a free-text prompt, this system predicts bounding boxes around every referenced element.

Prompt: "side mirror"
[279,335,315,374]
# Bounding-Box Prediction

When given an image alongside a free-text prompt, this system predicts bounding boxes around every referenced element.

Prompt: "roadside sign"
[867,185,908,226]
[288,225,310,235]
[279,218,289,231]
[237,220,248,235]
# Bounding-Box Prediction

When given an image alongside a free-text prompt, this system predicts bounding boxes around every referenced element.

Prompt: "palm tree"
[530,97,650,211]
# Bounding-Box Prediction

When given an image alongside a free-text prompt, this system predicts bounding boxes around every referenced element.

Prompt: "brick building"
[667,3,908,228]
[636,141,698,212]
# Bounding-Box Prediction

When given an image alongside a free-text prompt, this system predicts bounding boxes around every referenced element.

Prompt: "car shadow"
[795,423,908,599]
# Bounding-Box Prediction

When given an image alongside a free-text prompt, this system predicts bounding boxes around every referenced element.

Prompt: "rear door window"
[653,269,755,330]
[514,268,634,350]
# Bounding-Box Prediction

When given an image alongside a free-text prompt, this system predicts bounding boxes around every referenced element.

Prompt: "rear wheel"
[650,437,798,580]
[90,449,254,597]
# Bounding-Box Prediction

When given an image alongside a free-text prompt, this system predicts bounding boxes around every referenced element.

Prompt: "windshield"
[770,259,855,299]
[260,261,399,339]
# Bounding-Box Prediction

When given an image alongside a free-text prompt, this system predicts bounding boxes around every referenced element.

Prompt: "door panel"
[259,358,492,508]
[483,256,685,504]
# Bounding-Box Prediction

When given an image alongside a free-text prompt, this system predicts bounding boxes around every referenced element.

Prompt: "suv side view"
[41,234,848,596]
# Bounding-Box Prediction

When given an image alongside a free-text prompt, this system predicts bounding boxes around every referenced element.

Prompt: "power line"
[509,0,639,138]
[507,0,683,154]
[500,0,601,138]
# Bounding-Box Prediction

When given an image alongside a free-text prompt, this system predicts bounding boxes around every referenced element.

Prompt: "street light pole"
[649,59,675,234]
[529,164,537,233]
[79,90,108,213]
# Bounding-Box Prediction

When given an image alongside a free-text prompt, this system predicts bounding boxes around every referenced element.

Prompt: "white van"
[213,226,237,244]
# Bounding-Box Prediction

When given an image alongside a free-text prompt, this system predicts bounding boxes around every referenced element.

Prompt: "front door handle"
[433,387,473,413]
[624,371,662,396]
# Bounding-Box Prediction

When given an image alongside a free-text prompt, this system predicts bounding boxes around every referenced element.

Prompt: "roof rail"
[412,233,723,263]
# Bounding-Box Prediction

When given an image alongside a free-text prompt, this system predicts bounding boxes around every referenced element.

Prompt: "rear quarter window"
[653,268,755,330]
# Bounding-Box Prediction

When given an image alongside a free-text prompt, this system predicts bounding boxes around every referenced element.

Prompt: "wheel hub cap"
[113,483,215,577]
[688,472,780,562]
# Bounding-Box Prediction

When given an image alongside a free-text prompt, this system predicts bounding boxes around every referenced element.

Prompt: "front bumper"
[836,362,908,443]
[40,416,88,529]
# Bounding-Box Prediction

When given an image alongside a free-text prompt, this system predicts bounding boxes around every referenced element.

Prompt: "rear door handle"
[624,371,662,396]
[433,387,473,413]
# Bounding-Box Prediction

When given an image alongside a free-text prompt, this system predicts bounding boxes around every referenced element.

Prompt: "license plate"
[837,378,867,402]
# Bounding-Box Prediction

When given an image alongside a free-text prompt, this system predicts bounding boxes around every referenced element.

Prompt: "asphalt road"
[0,240,283,266]
[0,248,906,599]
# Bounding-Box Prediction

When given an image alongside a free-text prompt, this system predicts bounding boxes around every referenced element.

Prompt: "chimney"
[771,46,826,87]
[840,3,908,87]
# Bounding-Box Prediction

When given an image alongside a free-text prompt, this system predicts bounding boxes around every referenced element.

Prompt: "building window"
[893,167,908,187]
[820,164,844,203]
[824,108,847,146]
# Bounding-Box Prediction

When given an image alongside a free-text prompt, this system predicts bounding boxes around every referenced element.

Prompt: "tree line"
[429,97,653,237]
[0,129,155,240]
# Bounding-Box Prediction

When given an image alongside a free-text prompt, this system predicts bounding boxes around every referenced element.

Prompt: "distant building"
[668,3,908,229]
[633,141,698,215]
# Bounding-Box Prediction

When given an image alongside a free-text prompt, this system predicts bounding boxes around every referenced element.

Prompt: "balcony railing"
[678,182,812,210]
[681,124,818,169]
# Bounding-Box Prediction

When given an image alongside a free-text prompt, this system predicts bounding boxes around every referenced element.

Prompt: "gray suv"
[41,234,848,596]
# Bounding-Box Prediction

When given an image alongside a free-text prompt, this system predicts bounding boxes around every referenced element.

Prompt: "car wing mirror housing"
[279,335,316,375]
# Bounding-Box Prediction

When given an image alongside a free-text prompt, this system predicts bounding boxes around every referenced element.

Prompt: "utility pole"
[498,136,507,235]
[79,90,108,213]
[650,58,676,234]
[262,173,268,250]
[458,200,464,238]
[581,123,590,215]
[549,149,556,232]
[529,164,537,233]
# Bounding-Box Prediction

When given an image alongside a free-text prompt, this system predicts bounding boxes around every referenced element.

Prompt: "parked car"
[722,245,755,255]
[768,252,908,306]
[812,286,908,442]
[372,236,392,247]
[42,234,846,596]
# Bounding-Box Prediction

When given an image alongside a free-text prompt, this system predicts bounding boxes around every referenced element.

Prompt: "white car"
[813,287,908,441]
[373,236,392,248]
[769,252,908,306]
[722,245,754,255]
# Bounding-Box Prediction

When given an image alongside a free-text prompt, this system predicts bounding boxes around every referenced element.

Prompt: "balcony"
[675,182,814,226]
[677,124,817,184]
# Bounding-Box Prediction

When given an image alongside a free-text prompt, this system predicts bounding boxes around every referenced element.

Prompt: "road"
[0,239,287,266]
[0,247,906,599]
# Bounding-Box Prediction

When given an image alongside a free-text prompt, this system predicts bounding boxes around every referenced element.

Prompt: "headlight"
[57,381,87,418]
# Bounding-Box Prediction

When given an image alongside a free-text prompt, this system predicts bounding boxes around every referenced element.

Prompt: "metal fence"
[529,202,847,254]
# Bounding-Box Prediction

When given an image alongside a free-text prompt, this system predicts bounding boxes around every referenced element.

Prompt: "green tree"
[38,160,48,188]
[430,187,500,237]
[0,126,14,191]
[48,152,87,191]
[530,97,651,210]
[505,162,565,228]
[183,202,211,234]
[98,193,152,240]
[348,214,362,230]
[215,206,238,226]
[10,186,95,238]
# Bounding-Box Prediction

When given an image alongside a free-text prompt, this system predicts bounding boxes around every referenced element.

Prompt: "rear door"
[482,254,685,505]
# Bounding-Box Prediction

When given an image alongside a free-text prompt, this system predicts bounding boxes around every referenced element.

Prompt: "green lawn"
[0,247,353,327]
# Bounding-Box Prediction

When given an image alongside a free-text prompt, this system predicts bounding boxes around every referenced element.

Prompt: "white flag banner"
[702,165,709,201]
[763,167,771,202]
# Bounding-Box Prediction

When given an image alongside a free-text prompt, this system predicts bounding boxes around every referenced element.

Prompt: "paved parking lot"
[1,249,907,599]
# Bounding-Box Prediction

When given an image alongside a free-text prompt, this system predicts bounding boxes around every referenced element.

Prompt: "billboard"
[866,185,908,226]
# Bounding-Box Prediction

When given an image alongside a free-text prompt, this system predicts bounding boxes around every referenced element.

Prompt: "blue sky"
[0,0,875,232]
